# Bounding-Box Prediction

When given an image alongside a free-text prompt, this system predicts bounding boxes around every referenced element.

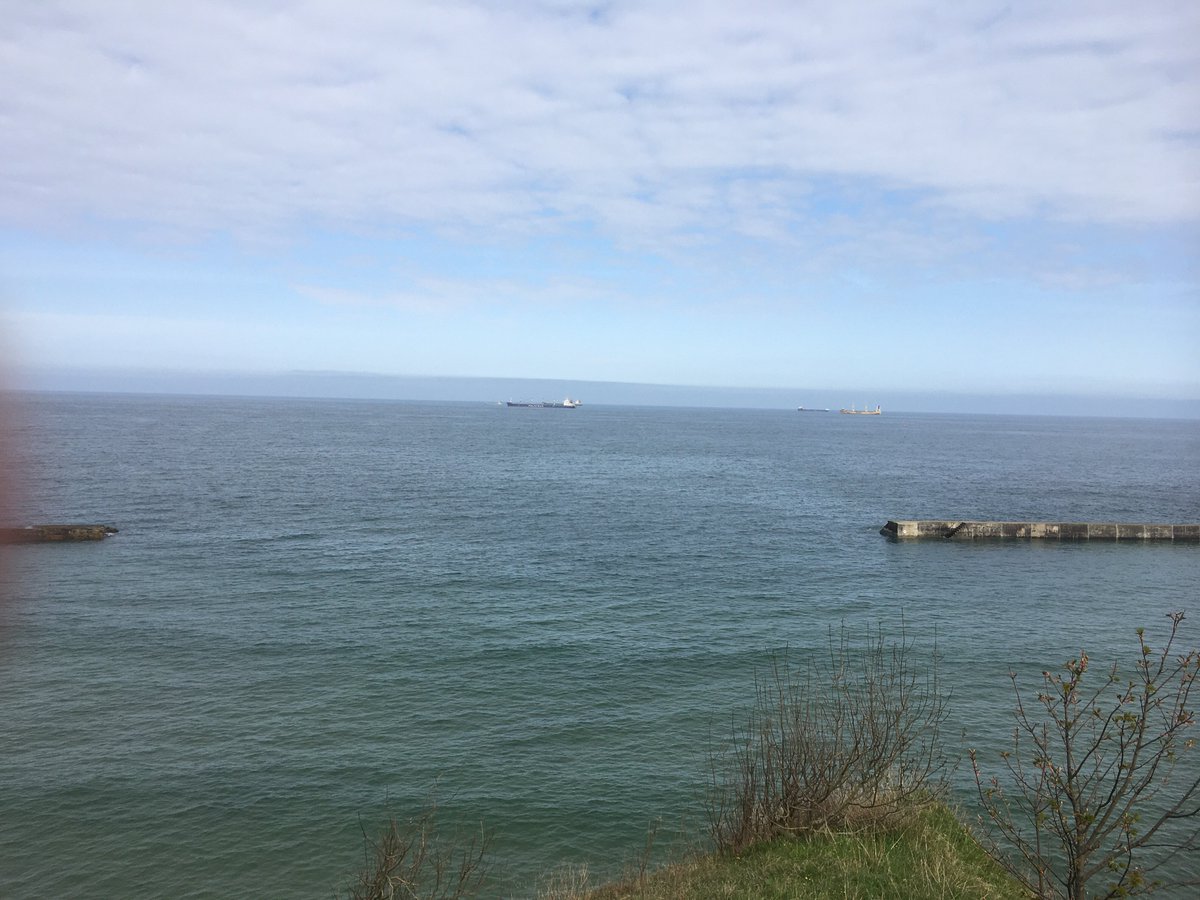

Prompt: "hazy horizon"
[9,365,1200,419]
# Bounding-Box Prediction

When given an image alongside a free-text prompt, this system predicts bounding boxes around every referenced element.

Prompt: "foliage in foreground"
[341,800,491,900]
[706,624,949,853]
[540,803,1024,900]
[344,615,1200,899]
[971,612,1200,899]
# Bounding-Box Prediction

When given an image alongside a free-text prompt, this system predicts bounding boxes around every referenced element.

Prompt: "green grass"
[541,804,1026,900]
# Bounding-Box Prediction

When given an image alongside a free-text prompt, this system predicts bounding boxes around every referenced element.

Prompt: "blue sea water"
[1,393,1197,897]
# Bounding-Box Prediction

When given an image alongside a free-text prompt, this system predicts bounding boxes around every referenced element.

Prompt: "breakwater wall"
[0,524,119,544]
[881,520,1200,542]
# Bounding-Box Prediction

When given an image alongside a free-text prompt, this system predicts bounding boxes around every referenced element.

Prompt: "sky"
[1,0,1198,409]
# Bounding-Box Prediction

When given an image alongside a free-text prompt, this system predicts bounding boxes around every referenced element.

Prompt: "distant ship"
[840,404,882,415]
[506,397,581,409]
[797,407,830,412]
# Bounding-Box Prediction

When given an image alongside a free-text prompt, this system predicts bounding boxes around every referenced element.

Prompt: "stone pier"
[881,520,1199,542]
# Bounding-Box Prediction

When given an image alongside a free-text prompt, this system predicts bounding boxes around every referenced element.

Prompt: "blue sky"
[1,1,1197,408]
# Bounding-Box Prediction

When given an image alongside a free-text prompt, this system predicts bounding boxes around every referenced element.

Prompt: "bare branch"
[973,612,1199,899]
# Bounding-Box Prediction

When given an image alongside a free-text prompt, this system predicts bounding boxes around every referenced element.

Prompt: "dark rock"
[0,524,119,544]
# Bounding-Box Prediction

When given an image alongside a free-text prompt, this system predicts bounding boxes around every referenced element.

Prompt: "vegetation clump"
[342,798,491,900]
[547,804,1025,900]
[345,615,1199,899]
[971,612,1200,899]
[706,624,949,853]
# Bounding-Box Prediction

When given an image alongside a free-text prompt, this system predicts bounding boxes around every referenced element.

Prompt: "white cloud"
[2,0,1197,247]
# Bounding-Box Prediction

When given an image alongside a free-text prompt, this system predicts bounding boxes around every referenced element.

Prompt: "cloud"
[2,0,1197,249]
[293,272,625,313]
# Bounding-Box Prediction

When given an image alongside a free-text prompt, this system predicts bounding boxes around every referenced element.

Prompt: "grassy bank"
[350,618,1199,898]
[545,803,1025,900]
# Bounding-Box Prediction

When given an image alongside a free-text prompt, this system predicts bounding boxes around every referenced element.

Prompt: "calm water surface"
[1,394,1197,896]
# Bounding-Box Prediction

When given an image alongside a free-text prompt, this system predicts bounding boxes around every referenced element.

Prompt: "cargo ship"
[506,397,581,409]
[840,404,881,415]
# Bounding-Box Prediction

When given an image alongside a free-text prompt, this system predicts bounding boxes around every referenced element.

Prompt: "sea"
[1,392,1197,898]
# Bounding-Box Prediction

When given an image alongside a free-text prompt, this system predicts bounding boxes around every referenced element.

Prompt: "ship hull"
[506,399,579,408]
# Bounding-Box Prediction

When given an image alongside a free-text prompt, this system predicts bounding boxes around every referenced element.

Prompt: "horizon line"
[5,366,1199,420]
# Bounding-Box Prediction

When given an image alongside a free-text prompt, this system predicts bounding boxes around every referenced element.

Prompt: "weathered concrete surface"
[881,520,1200,542]
[0,524,119,544]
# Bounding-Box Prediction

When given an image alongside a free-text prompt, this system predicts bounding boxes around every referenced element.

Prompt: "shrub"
[971,611,1200,899]
[342,798,491,900]
[707,623,949,854]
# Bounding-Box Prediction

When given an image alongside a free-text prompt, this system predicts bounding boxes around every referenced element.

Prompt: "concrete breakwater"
[881,520,1200,542]
[0,524,119,544]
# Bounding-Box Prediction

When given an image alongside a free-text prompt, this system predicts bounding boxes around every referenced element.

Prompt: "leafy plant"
[971,611,1200,898]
